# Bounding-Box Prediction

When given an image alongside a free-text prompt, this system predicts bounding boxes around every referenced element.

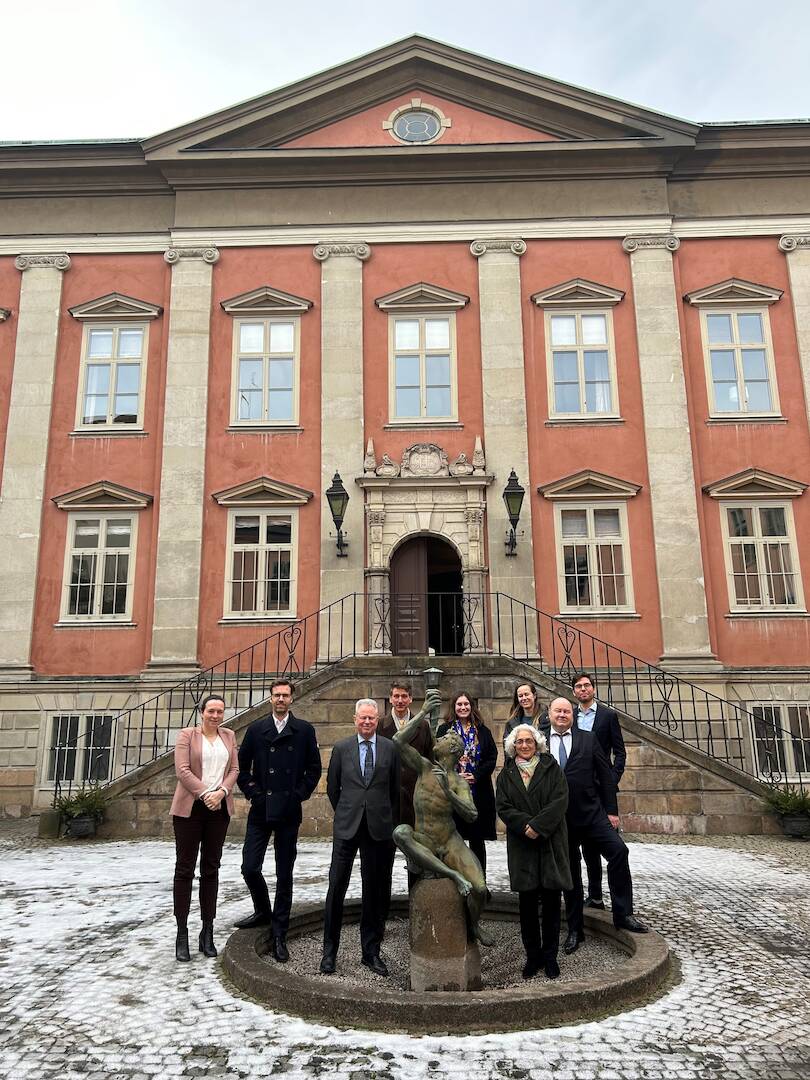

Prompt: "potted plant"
[763,786,810,839]
[55,785,108,839]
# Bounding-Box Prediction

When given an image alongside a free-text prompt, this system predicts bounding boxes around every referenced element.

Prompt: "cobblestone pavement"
[1,828,809,1080]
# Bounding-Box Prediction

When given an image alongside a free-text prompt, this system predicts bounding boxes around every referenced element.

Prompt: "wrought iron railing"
[50,590,806,803]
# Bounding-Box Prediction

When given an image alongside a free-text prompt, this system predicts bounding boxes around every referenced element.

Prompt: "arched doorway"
[389,535,463,655]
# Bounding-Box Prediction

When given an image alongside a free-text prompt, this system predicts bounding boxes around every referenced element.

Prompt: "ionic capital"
[163,245,220,265]
[15,253,71,272]
[778,234,810,253]
[313,242,371,262]
[622,235,680,253]
[470,238,526,258]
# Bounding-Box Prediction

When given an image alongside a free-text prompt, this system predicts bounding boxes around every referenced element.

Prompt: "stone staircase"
[98,655,778,840]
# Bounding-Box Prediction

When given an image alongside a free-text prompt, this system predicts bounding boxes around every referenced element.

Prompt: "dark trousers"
[518,888,562,963]
[565,818,633,933]
[323,815,394,960]
[582,840,603,900]
[172,801,230,923]
[240,807,300,938]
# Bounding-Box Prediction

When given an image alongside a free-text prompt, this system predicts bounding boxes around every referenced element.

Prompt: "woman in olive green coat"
[496,723,572,980]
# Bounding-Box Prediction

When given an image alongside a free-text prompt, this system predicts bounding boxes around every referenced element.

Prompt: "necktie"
[362,740,374,783]
[557,733,568,770]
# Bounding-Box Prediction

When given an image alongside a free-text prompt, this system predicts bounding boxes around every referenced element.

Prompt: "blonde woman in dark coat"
[496,723,572,980]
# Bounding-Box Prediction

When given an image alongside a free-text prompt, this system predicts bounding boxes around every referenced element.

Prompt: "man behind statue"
[392,688,493,946]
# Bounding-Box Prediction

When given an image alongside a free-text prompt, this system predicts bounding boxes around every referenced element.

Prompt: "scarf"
[452,719,480,786]
[516,754,540,786]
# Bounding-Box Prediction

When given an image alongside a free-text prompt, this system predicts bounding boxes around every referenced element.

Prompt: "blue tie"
[557,734,568,770]
[362,740,374,784]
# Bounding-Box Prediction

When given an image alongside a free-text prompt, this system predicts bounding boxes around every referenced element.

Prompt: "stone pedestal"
[408,877,481,991]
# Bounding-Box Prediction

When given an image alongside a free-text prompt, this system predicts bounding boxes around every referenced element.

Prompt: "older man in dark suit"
[546,697,647,954]
[320,697,400,977]
[234,679,322,964]
[571,672,627,910]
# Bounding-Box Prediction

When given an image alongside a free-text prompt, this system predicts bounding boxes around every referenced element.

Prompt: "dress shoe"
[198,921,217,958]
[563,930,585,955]
[175,927,191,963]
[521,955,542,979]
[614,915,649,934]
[233,911,272,930]
[361,954,389,977]
[584,897,606,910]
[271,937,289,963]
[544,958,561,979]
[319,952,336,975]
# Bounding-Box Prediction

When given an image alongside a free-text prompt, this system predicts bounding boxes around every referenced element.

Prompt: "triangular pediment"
[212,477,314,507]
[531,279,625,307]
[703,469,806,499]
[221,286,313,316]
[685,279,783,306]
[68,293,163,321]
[53,481,153,511]
[538,470,641,500]
[143,37,697,160]
[376,282,469,312]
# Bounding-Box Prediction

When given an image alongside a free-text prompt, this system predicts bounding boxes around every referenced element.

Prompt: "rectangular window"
[546,311,618,418]
[61,514,136,621]
[47,713,113,783]
[233,319,298,425]
[226,510,297,617]
[390,315,456,421]
[722,503,803,610]
[77,325,146,428]
[750,703,810,780]
[702,309,779,416]
[556,504,633,612]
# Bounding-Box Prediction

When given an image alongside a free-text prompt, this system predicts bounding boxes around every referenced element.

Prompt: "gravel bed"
[264,915,629,990]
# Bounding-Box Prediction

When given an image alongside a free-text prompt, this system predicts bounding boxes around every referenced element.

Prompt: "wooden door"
[390,539,428,654]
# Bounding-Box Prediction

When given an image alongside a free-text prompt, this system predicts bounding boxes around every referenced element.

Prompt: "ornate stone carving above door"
[400,443,450,477]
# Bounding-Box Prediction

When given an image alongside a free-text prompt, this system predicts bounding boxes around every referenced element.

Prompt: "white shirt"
[391,710,410,732]
[273,712,289,734]
[200,734,229,793]
[549,729,572,767]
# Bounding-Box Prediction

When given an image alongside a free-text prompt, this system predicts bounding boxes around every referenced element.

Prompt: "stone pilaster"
[471,238,537,654]
[147,245,219,672]
[779,235,810,431]
[314,243,369,656]
[622,235,716,668]
[0,254,70,675]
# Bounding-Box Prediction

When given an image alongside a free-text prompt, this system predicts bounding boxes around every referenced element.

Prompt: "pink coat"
[170,726,239,818]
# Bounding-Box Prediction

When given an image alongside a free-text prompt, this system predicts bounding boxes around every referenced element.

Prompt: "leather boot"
[175,926,191,962]
[199,920,217,958]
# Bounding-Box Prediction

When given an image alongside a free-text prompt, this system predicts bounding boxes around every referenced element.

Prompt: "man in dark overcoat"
[234,679,322,963]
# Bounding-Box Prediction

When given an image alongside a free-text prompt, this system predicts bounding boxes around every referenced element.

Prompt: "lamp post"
[502,469,525,556]
[423,666,444,733]
[325,471,349,557]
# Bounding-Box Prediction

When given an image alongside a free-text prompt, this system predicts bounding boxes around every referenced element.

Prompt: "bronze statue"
[392,689,493,946]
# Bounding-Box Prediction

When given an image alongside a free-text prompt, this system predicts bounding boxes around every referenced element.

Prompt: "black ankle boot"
[175,926,191,962]
[199,921,217,958]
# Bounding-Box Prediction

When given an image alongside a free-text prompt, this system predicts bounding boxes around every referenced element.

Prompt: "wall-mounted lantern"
[502,469,525,557]
[325,471,349,557]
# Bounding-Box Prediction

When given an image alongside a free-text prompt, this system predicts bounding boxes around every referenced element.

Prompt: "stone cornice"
[470,238,526,257]
[313,242,371,262]
[14,253,70,271]
[778,234,810,252]
[622,235,680,253]
[163,245,219,265]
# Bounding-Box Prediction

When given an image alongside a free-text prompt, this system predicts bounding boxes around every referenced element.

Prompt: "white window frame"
[388,313,458,424]
[60,513,137,623]
[224,508,299,619]
[74,323,148,431]
[545,309,619,420]
[554,502,634,614]
[700,307,780,418]
[749,702,810,782]
[45,712,115,787]
[231,317,300,427]
[720,500,805,612]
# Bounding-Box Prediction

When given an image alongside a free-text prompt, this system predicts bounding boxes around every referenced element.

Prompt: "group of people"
[170,673,647,980]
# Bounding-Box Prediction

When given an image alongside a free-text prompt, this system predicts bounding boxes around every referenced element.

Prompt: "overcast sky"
[5,0,810,141]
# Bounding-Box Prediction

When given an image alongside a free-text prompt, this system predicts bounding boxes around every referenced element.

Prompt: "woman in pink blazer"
[171,694,239,962]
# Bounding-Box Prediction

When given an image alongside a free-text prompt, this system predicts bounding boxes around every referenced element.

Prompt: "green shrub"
[763,786,810,817]
[55,785,108,823]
